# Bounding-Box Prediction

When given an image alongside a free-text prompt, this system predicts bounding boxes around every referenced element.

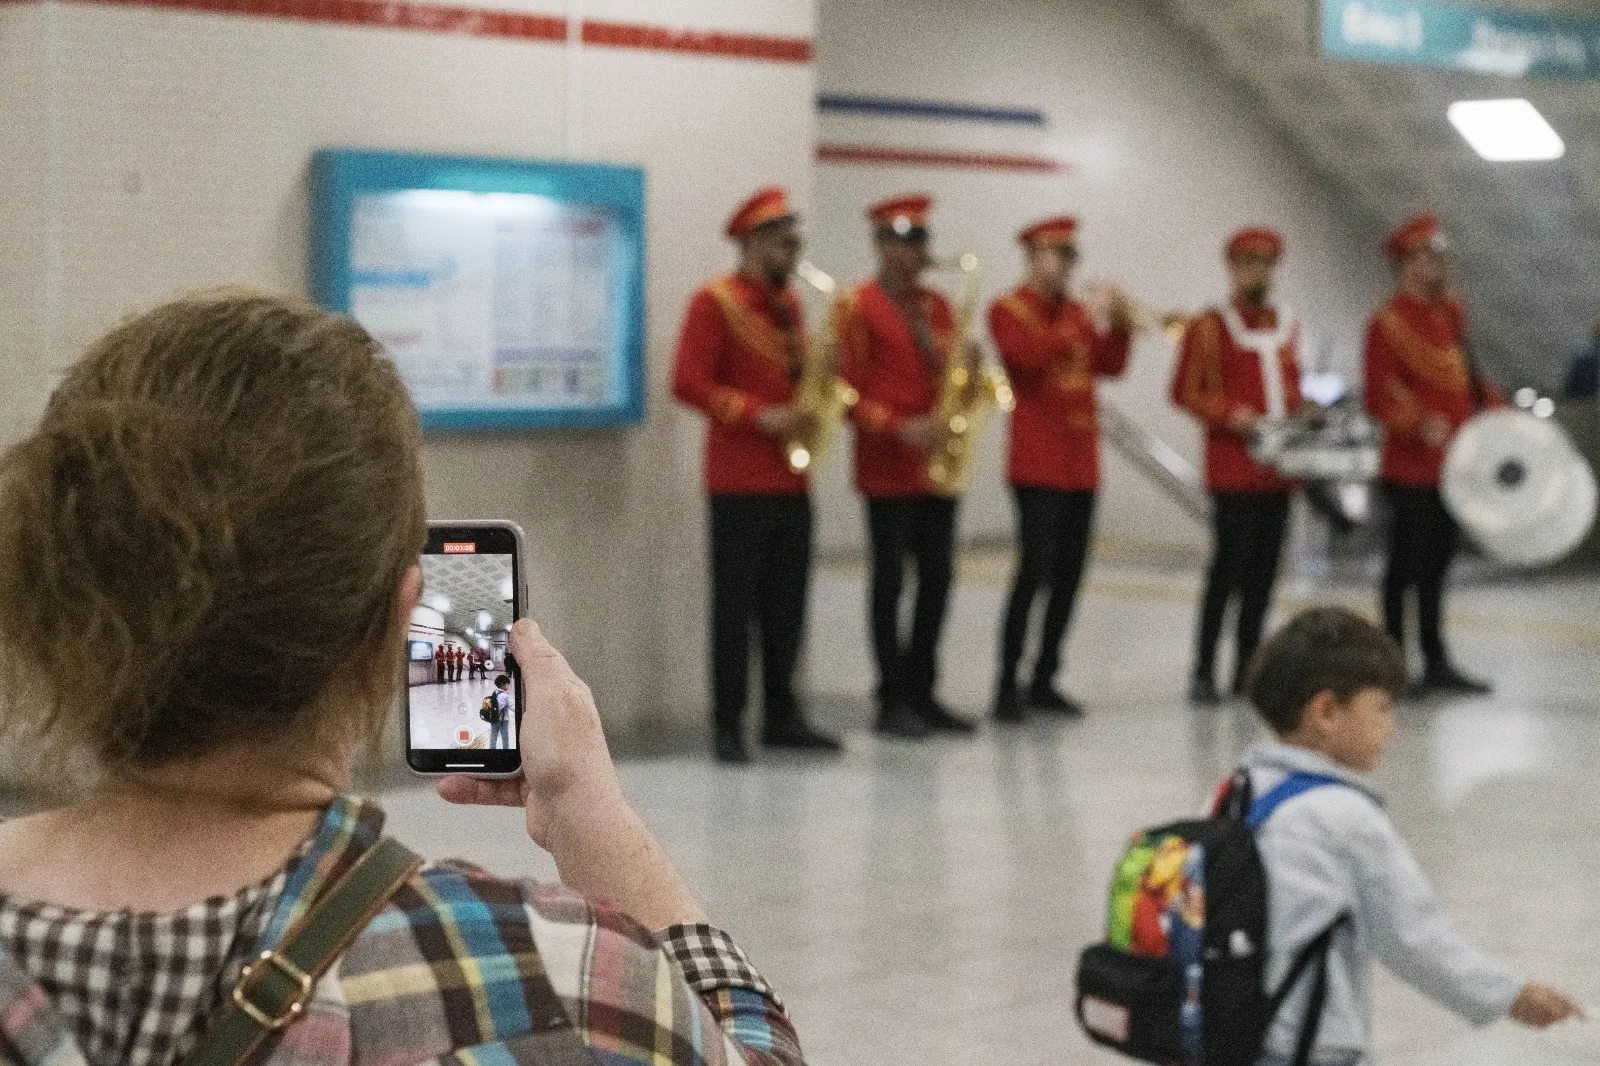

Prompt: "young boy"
[488,673,513,750]
[1242,607,1582,1064]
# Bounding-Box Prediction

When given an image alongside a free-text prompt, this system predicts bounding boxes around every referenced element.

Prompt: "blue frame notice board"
[311,149,646,431]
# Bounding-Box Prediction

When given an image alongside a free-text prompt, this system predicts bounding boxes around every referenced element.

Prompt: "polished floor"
[379,554,1600,1066]
[407,676,503,748]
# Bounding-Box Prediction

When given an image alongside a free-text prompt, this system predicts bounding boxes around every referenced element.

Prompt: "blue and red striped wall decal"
[817,143,1067,174]
[818,94,1046,127]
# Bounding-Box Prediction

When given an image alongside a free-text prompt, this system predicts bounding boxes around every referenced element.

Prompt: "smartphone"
[406,520,526,776]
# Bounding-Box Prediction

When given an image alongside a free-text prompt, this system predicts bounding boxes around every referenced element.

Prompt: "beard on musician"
[1229,250,1275,312]
[741,217,802,291]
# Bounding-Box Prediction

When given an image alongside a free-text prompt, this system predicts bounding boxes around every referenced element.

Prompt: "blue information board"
[310,149,646,431]
[1321,0,1600,79]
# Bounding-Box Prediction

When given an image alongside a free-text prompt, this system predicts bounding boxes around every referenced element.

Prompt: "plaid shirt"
[0,797,804,1066]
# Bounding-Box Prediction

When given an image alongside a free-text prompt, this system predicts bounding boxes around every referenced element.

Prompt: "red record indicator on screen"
[457,728,472,744]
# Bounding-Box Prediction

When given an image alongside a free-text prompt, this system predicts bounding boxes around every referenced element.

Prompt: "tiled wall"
[0,0,816,733]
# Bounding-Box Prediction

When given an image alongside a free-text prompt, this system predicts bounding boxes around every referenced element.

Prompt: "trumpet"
[1080,281,1189,342]
[785,260,858,475]
[926,253,1015,496]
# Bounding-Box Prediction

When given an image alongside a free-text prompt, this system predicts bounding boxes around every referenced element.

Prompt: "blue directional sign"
[1320,0,1600,79]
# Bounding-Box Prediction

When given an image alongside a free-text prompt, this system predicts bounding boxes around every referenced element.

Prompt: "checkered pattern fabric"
[0,866,291,1066]
[0,798,805,1066]
[658,925,777,1002]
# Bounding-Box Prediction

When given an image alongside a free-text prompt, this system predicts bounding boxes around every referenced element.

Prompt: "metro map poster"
[311,150,646,431]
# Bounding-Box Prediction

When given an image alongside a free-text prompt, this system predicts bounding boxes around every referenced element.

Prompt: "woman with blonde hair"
[0,289,804,1066]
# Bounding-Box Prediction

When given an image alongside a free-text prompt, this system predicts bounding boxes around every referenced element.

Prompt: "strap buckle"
[232,950,314,1030]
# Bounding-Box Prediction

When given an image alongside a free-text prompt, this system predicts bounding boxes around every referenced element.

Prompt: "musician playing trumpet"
[989,216,1132,723]
[836,193,978,739]
[671,187,841,763]
[1171,227,1304,706]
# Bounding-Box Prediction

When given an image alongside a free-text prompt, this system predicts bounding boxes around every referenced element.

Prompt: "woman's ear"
[396,564,422,620]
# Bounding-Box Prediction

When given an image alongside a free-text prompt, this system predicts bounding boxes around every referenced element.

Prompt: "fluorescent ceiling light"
[1447,98,1564,161]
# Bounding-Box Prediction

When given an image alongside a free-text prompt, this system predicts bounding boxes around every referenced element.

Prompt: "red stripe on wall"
[818,143,1068,174]
[581,19,811,62]
[59,0,567,39]
[15,0,812,61]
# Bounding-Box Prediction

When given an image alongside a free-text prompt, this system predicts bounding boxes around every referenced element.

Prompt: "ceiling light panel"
[1447,98,1565,161]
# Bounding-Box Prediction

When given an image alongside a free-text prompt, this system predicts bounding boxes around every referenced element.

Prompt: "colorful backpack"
[1075,771,1351,1066]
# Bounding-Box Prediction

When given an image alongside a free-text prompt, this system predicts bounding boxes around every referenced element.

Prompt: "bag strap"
[183,837,424,1066]
[1246,772,1347,829]
[1267,913,1352,1066]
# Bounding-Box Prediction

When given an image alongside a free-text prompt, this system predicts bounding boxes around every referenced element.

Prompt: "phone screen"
[406,523,523,775]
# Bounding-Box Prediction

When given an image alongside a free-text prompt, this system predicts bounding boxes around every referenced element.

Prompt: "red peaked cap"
[726,186,795,240]
[1019,216,1079,247]
[1226,226,1285,261]
[1385,213,1445,261]
[868,193,933,232]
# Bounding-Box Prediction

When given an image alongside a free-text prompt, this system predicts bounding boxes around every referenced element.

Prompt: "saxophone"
[785,260,858,474]
[926,253,1015,495]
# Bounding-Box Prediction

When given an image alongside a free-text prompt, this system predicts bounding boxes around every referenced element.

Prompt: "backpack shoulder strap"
[1246,772,1348,829]
[1268,913,1352,1066]
[184,837,424,1066]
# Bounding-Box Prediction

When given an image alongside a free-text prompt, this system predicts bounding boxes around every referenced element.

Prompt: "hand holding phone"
[406,521,527,777]
[437,617,626,848]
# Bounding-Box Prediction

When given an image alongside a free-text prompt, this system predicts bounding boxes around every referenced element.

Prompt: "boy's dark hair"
[494,674,511,689]
[1245,607,1407,733]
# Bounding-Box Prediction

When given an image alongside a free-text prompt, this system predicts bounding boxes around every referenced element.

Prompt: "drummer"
[1363,214,1505,696]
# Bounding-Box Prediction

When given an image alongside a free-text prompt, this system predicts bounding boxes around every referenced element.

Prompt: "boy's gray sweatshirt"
[1243,740,1522,1065]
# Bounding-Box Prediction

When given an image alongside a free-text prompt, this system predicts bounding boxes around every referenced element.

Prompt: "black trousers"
[865,496,958,708]
[1382,483,1460,671]
[998,486,1096,691]
[1195,491,1292,687]
[709,494,812,733]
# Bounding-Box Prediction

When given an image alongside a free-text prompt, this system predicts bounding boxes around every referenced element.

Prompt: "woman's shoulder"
[333,864,599,1064]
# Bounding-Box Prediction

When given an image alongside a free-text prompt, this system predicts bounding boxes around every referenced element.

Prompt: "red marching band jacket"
[1363,291,1506,488]
[1170,302,1304,493]
[989,284,1131,492]
[836,279,956,498]
[671,273,808,496]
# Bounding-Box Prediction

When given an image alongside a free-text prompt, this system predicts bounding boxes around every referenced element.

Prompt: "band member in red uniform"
[672,187,841,763]
[989,216,1132,722]
[1364,214,1504,695]
[836,194,976,739]
[1171,227,1303,705]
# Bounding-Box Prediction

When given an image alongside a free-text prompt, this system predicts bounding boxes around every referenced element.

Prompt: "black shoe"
[713,728,751,764]
[762,720,844,753]
[993,685,1027,723]
[1188,675,1221,706]
[1421,665,1493,696]
[875,704,933,739]
[916,699,977,734]
[1027,683,1085,718]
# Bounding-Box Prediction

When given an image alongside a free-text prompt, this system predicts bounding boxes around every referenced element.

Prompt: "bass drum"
[1442,410,1598,568]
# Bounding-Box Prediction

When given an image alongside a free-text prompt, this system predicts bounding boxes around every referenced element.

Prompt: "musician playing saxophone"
[1364,214,1506,697]
[836,194,977,739]
[990,216,1132,723]
[1170,227,1304,706]
[671,187,841,763]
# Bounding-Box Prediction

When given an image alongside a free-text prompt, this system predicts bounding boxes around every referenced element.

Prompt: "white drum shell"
[1441,410,1598,568]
